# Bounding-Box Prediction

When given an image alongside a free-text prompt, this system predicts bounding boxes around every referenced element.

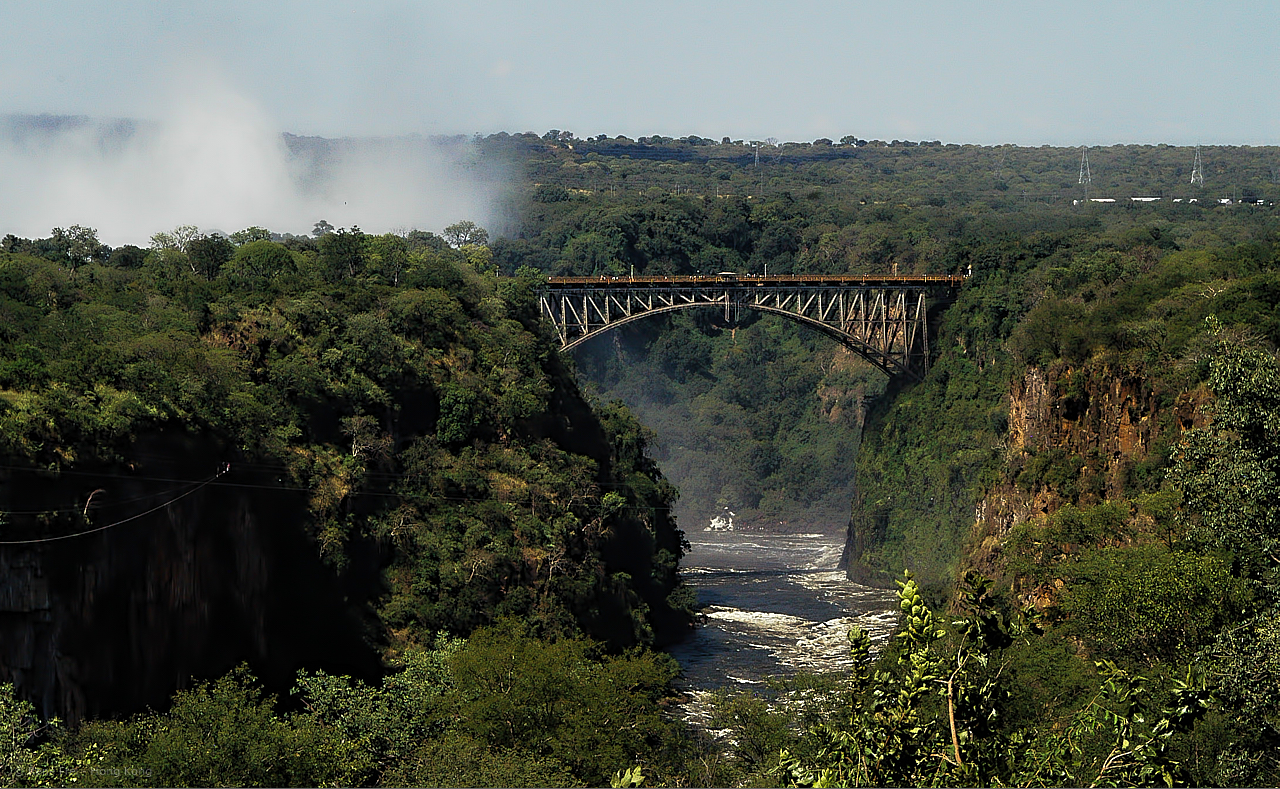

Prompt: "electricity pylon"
[1079,147,1092,200]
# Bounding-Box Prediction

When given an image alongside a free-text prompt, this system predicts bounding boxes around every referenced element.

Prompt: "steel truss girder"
[539,283,942,380]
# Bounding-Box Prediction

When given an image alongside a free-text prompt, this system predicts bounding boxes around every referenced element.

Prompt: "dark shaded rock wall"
[0,431,382,723]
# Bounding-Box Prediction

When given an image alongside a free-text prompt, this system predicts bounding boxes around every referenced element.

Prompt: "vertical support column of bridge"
[918,291,929,377]
[897,289,908,373]
[557,293,567,346]
[873,290,887,364]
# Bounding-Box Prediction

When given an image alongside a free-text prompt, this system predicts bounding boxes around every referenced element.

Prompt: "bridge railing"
[545,273,968,287]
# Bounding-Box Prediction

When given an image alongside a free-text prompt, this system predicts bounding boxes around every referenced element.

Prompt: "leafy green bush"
[1060,545,1252,663]
[778,571,1213,788]
[297,621,691,788]
[74,667,361,788]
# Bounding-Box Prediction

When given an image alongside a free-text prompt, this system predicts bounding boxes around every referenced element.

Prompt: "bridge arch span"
[562,301,905,377]
[541,274,966,381]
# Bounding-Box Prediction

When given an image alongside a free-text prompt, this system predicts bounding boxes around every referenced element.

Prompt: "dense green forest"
[4,131,1280,786]
[0,218,708,785]
[0,223,692,649]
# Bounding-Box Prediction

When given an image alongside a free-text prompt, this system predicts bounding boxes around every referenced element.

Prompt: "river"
[665,530,898,727]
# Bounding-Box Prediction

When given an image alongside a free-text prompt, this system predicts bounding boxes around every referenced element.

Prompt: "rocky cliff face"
[964,364,1209,598]
[0,431,382,723]
[842,358,1211,596]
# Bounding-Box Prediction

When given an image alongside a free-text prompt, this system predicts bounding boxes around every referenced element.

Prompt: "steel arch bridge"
[540,273,967,380]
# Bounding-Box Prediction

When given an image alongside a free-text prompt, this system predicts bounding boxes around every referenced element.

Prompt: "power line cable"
[0,466,229,545]
[0,480,206,515]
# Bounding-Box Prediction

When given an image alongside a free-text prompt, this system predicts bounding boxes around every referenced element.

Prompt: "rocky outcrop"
[1007,366,1159,492]
[964,364,1210,591]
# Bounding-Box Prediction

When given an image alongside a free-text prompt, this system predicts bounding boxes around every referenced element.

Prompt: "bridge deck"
[545,274,967,288]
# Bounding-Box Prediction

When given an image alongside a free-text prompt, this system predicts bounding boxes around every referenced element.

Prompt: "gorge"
[4,132,1280,786]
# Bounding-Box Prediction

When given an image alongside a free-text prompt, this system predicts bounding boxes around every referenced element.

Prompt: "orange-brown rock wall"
[965,364,1209,584]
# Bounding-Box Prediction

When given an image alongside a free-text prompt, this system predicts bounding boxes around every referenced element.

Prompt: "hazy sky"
[3,0,1276,146]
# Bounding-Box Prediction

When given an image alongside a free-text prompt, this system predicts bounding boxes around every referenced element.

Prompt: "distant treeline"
[458,130,1280,205]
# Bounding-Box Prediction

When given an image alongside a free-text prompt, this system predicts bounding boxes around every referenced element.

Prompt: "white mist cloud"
[0,62,501,247]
